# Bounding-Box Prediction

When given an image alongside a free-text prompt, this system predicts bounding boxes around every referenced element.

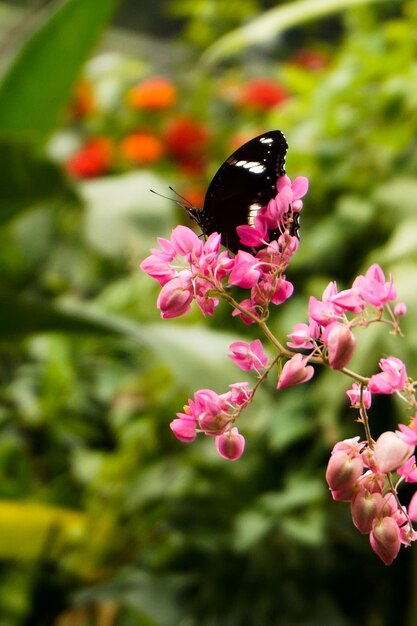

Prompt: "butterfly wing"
[195,130,288,253]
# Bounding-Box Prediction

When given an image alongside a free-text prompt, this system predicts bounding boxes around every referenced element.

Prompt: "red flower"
[239,78,289,111]
[65,137,113,178]
[164,115,210,161]
[120,132,164,164]
[126,76,177,111]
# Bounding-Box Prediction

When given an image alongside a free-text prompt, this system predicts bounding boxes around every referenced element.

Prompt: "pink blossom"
[228,382,253,405]
[215,427,246,460]
[236,223,267,248]
[324,323,356,370]
[373,431,414,473]
[397,417,417,446]
[308,282,342,326]
[370,516,401,565]
[170,416,197,442]
[397,456,417,482]
[269,277,294,305]
[394,301,407,316]
[277,353,314,389]
[353,264,397,308]
[346,383,372,409]
[232,299,260,325]
[287,321,319,349]
[368,356,407,394]
[329,288,365,313]
[228,339,268,372]
[228,251,261,288]
[277,174,309,207]
[171,224,204,257]
[156,273,194,319]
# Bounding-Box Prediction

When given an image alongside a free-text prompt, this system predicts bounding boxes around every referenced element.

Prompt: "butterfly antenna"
[168,186,196,209]
[150,188,197,211]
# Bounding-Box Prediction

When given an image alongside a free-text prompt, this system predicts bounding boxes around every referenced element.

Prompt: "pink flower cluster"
[140,175,307,321]
[170,383,251,460]
[141,170,417,565]
[285,264,402,379]
[326,431,417,564]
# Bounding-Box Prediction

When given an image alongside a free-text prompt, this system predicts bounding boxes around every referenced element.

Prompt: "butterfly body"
[187,130,290,253]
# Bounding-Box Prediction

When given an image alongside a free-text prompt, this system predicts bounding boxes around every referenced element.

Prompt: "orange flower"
[120,132,164,164]
[239,78,289,111]
[126,77,177,111]
[65,137,113,178]
[69,79,96,118]
[164,115,210,160]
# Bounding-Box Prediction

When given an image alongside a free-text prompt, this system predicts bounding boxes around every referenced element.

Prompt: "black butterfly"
[187,129,295,254]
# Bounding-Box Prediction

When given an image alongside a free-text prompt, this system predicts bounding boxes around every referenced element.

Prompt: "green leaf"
[0,292,128,337]
[0,0,119,140]
[200,0,393,67]
[0,294,239,391]
[0,139,78,224]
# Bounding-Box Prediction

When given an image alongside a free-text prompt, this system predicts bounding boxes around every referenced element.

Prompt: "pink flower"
[170,416,197,442]
[370,516,401,565]
[353,264,397,308]
[308,282,341,327]
[368,357,407,394]
[232,299,260,325]
[397,416,417,446]
[277,353,314,389]
[329,288,365,313]
[373,431,414,473]
[346,383,372,409]
[215,427,245,460]
[228,381,253,405]
[171,224,204,257]
[236,223,267,248]
[397,456,417,482]
[228,339,268,372]
[228,251,261,288]
[156,273,193,319]
[394,301,407,317]
[324,323,356,370]
[287,321,319,349]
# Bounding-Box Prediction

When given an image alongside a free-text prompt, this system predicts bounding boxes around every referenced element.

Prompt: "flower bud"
[394,301,407,317]
[215,427,245,460]
[326,324,356,370]
[277,354,314,389]
[157,275,193,319]
[170,417,197,442]
[351,490,384,534]
[326,450,364,492]
[370,516,401,565]
[373,431,414,473]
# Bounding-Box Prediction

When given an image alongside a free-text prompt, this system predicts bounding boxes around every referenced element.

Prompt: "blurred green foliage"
[1,0,417,624]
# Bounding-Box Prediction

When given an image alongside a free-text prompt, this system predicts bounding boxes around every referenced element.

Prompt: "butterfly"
[186,129,294,253]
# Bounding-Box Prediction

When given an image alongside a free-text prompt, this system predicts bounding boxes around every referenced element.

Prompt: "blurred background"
[1,0,417,624]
